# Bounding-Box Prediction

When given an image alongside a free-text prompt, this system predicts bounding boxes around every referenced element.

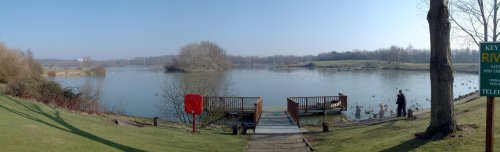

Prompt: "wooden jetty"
[203,96,263,124]
[203,95,347,151]
[287,94,348,127]
[246,111,312,152]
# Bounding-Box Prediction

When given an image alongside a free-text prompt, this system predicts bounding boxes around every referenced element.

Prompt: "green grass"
[0,94,247,152]
[2,89,494,152]
[305,97,499,151]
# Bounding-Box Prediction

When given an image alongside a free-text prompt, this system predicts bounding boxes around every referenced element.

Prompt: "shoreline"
[280,65,479,74]
[279,60,479,74]
[320,91,481,127]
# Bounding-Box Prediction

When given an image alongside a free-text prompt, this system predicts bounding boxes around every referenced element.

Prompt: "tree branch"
[450,14,481,46]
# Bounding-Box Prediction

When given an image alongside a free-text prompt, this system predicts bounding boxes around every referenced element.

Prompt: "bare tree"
[158,78,189,122]
[423,0,456,139]
[449,0,499,46]
[158,72,232,123]
[80,56,93,70]
[78,80,103,113]
[178,41,232,71]
[25,49,43,77]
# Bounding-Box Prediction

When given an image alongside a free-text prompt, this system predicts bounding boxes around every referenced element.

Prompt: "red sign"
[184,94,203,115]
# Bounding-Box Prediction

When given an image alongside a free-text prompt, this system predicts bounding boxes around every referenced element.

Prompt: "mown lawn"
[305,96,500,151]
[0,94,247,152]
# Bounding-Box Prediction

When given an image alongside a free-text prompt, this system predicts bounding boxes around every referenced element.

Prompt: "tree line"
[37,44,479,69]
[228,46,479,66]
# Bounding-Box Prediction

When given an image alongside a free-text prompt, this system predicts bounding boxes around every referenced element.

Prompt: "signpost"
[184,94,203,133]
[480,42,500,152]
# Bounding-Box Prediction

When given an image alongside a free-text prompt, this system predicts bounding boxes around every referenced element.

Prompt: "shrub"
[6,78,41,99]
[0,83,6,94]
[164,65,185,72]
[7,77,102,113]
[304,62,316,67]
[92,65,106,76]
[47,71,57,77]
[0,43,29,83]
[0,43,43,83]
[2,42,103,114]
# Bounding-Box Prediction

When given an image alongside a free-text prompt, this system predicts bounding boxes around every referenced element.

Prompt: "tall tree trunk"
[478,0,488,42]
[426,0,456,138]
[494,0,498,41]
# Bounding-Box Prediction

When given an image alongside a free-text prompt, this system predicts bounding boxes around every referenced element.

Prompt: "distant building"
[76,58,84,62]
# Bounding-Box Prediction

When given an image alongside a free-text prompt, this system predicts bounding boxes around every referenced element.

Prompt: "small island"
[164,41,232,72]
[44,66,106,77]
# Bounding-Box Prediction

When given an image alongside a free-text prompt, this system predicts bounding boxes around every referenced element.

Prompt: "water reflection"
[172,71,233,96]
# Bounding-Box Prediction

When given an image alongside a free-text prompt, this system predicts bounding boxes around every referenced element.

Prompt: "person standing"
[396,90,407,117]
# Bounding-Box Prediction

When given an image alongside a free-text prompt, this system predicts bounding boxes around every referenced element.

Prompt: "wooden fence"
[254,98,263,125]
[287,98,300,127]
[203,96,263,124]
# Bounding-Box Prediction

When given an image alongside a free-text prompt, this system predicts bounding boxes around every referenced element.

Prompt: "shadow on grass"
[380,138,429,152]
[357,120,430,151]
[0,96,146,152]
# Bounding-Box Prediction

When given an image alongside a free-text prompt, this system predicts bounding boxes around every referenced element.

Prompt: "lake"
[50,66,479,120]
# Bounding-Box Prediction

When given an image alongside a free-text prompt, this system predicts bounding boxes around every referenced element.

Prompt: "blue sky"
[0,0,429,60]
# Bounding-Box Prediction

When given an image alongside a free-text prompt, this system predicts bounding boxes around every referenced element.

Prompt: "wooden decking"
[246,111,312,152]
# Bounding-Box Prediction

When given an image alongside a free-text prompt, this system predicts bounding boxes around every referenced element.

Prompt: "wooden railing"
[203,96,263,124]
[288,93,347,113]
[254,98,263,125]
[287,98,300,127]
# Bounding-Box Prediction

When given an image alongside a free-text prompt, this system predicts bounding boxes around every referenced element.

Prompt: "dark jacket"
[397,93,406,105]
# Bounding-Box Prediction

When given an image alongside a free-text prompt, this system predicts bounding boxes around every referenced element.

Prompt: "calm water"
[50,66,479,120]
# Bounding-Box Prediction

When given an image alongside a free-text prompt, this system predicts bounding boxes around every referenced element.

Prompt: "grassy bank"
[288,60,478,73]
[305,96,498,151]
[0,94,247,151]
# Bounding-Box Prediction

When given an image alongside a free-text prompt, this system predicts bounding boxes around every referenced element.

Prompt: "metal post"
[486,96,495,152]
[323,109,329,132]
[324,97,328,129]
[254,103,257,124]
[192,114,196,133]
[153,117,159,127]
[241,98,244,119]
